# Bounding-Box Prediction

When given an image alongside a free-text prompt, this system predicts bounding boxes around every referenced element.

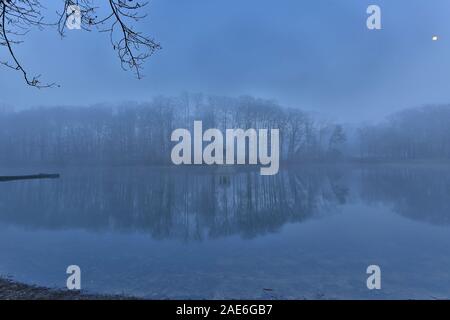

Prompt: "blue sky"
[1,0,450,122]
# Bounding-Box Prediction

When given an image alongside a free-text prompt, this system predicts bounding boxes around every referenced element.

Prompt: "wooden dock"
[0,174,60,182]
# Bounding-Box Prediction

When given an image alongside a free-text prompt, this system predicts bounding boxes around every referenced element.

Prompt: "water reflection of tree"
[359,166,450,225]
[0,167,349,240]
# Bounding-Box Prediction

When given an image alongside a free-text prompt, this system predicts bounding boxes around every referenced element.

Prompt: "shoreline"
[0,278,132,300]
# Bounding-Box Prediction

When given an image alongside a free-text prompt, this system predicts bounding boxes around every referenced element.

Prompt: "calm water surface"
[0,165,449,299]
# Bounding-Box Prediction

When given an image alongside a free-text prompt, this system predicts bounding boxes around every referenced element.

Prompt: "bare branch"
[0,0,160,88]
[0,0,57,87]
[58,0,161,79]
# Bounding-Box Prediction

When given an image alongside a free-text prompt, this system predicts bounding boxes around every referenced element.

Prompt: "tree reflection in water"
[0,166,349,240]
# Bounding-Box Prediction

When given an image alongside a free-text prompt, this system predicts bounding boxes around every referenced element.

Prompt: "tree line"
[358,105,450,160]
[1,95,449,165]
[0,94,346,165]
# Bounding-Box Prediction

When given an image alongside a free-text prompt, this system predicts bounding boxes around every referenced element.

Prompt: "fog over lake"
[1,0,450,300]
[0,164,449,299]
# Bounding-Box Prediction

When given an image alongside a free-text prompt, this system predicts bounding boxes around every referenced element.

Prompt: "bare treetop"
[0,0,161,88]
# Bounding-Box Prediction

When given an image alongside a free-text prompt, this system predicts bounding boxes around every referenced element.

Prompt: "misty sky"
[1,0,450,122]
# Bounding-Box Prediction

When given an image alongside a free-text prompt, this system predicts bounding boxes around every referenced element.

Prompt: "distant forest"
[0,94,449,165]
[358,105,450,160]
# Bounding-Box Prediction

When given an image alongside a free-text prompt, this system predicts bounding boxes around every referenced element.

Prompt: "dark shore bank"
[0,278,131,300]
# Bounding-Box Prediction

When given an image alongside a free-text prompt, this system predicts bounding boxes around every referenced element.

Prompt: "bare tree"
[0,0,160,88]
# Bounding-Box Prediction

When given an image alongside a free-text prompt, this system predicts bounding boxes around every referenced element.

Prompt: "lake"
[0,164,449,299]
